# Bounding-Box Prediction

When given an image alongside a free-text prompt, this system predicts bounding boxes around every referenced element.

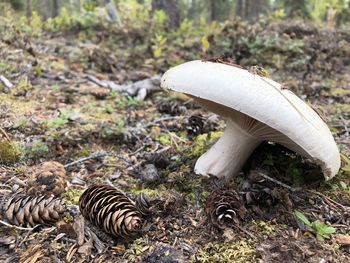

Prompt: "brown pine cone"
[205,189,247,229]
[27,161,66,197]
[135,193,152,218]
[241,182,277,207]
[79,185,142,239]
[2,194,65,227]
[156,100,186,116]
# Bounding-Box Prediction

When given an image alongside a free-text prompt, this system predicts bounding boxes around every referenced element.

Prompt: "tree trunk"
[209,0,233,22]
[26,0,33,18]
[152,0,181,28]
[52,0,59,17]
[284,0,310,18]
[236,0,268,21]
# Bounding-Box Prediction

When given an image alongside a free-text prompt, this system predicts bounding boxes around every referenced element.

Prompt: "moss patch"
[192,239,256,263]
[0,140,20,164]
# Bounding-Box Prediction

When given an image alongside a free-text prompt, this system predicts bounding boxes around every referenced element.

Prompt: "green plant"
[99,120,126,139]
[294,211,336,240]
[152,34,167,58]
[340,154,350,174]
[45,110,69,129]
[116,96,145,109]
[19,12,43,37]
[24,140,49,159]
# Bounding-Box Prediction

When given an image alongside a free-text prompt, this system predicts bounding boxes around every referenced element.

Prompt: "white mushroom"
[161,60,340,181]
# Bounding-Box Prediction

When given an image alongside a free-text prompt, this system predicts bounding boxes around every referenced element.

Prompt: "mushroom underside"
[191,96,315,180]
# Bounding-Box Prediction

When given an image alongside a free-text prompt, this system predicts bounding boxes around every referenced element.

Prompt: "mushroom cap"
[161,60,340,180]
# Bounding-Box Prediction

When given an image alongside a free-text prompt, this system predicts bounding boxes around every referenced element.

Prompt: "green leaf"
[201,36,210,53]
[294,211,311,226]
[316,233,325,241]
[321,226,336,235]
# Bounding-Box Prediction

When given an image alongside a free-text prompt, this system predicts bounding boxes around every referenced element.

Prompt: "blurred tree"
[5,0,24,11]
[26,0,33,17]
[283,0,310,18]
[188,0,204,20]
[236,0,269,20]
[36,0,68,19]
[152,0,181,28]
[337,0,350,25]
[209,0,234,21]
[53,0,59,17]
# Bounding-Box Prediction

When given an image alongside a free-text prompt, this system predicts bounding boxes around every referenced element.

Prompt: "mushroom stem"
[194,118,261,180]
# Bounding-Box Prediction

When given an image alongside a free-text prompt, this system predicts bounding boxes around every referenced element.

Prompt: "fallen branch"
[0,75,14,92]
[0,219,35,231]
[0,127,11,141]
[257,171,297,191]
[306,189,350,212]
[64,152,107,169]
[86,75,161,100]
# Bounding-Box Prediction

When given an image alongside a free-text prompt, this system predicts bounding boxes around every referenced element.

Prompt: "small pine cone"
[157,100,186,116]
[205,189,247,229]
[79,185,142,239]
[241,182,277,207]
[186,115,204,136]
[135,193,151,218]
[2,195,65,227]
[27,161,67,197]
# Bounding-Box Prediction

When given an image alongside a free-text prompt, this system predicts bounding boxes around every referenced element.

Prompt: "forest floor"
[0,19,350,262]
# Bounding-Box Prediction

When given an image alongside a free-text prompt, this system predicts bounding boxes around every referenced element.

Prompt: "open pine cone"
[135,193,152,218]
[2,194,65,227]
[205,189,247,229]
[27,161,66,197]
[241,182,277,207]
[79,185,142,239]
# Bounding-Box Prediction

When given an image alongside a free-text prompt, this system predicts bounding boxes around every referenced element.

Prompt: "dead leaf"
[334,234,350,245]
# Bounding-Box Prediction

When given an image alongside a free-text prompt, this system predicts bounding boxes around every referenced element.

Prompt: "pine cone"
[135,193,152,218]
[2,195,65,227]
[186,115,218,137]
[157,100,186,116]
[241,182,277,207]
[205,189,247,229]
[27,161,66,197]
[79,185,142,239]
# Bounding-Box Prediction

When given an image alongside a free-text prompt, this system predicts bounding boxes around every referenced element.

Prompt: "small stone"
[140,164,160,183]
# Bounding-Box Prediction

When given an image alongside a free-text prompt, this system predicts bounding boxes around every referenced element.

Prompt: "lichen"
[250,220,276,235]
[192,240,256,263]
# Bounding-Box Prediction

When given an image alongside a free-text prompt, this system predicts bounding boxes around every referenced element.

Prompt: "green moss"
[322,88,350,97]
[192,240,256,263]
[189,131,223,158]
[250,220,276,235]
[324,103,350,115]
[124,237,149,261]
[0,94,37,115]
[74,147,91,158]
[129,187,161,199]
[62,188,85,205]
[0,140,20,164]
[158,132,172,146]
[64,213,74,223]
